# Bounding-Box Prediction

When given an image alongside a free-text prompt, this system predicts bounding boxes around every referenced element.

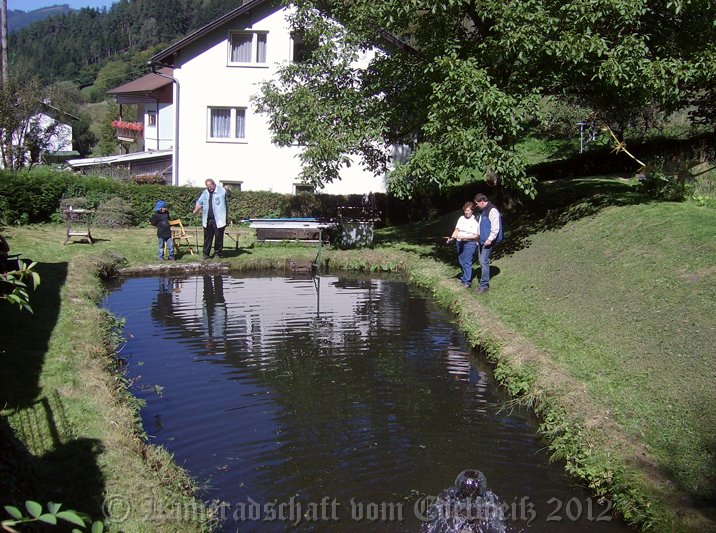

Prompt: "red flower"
[111,120,144,132]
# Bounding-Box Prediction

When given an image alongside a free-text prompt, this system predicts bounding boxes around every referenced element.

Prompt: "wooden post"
[0,0,8,86]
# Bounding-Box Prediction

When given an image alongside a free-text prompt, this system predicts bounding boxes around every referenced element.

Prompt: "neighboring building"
[68,68,174,182]
[35,113,73,154]
[106,67,175,153]
[72,0,391,195]
[36,112,79,165]
[1,112,76,169]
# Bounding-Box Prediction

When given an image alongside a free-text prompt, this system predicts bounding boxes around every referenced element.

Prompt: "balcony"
[111,120,144,142]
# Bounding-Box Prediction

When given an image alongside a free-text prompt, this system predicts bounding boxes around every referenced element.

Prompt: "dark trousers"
[203,220,225,257]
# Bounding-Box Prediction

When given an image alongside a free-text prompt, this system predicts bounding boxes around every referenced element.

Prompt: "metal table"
[245,218,337,273]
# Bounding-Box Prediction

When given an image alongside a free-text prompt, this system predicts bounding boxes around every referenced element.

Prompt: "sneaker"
[476,287,489,293]
[168,257,176,261]
[202,255,210,260]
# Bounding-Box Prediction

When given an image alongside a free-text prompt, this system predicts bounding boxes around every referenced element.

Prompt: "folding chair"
[169,219,194,255]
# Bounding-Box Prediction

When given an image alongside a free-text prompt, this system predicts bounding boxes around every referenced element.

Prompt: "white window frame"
[220,180,242,191]
[228,31,268,66]
[147,112,157,127]
[293,183,315,195]
[207,107,248,143]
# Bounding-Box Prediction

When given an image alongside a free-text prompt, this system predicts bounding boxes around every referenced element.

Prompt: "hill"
[7,5,73,33]
[8,0,245,86]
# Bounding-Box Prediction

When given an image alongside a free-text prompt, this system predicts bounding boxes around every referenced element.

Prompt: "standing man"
[193,179,230,259]
[474,193,501,293]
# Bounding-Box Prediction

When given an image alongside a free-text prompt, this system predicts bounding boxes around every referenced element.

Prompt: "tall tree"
[0,79,59,169]
[255,0,716,198]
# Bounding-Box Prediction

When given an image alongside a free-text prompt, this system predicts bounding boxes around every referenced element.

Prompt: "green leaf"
[25,500,43,518]
[57,510,87,527]
[39,513,58,525]
[3,505,23,520]
[47,501,62,514]
[92,520,105,533]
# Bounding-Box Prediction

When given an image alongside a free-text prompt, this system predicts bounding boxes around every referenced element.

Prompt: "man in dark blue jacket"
[474,193,501,293]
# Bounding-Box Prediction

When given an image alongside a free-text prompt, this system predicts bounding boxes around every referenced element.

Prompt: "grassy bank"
[1,177,714,531]
[0,233,214,531]
[379,177,716,530]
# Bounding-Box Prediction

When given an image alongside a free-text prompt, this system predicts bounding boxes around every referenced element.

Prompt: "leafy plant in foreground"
[2,500,103,532]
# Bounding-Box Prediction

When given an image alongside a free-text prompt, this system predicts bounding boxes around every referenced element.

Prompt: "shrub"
[0,167,468,227]
[94,197,136,228]
[131,173,166,185]
[59,196,88,211]
[637,172,686,201]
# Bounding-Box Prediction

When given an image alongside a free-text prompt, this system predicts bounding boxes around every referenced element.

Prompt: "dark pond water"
[103,273,631,532]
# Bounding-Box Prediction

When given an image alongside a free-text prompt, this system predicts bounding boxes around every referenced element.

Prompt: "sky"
[8,1,116,11]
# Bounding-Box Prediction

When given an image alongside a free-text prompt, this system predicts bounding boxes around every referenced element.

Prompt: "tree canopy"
[254,0,716,198]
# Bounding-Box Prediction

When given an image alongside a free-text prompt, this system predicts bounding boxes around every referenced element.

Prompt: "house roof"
[107,67,174,95]
[152,0,270,64]
[67,149,172,168]
[150,0,417,66]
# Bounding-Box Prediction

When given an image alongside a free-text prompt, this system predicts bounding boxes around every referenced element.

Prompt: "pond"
[103,273,630,532]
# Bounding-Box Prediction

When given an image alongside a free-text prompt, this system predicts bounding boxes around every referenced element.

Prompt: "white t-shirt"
[455,215,478,239]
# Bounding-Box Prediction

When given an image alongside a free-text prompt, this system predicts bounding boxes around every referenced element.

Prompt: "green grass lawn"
[1,177,714,531]
[487,198,715,498]
[378,176,716,529]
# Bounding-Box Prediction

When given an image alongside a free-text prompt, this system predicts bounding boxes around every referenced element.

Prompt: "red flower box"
[111,120,144,132]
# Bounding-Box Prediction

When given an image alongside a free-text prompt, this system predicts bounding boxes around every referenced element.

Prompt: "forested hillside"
[8,5,73,33]
[8,0,246,87]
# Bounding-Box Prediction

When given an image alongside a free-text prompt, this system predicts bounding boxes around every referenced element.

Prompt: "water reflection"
[103,273,630,532]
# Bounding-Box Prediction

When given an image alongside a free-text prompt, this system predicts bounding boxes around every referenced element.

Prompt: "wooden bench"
[224,229,240,250]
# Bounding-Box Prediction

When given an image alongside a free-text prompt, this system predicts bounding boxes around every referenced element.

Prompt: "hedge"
[0,169,444,228]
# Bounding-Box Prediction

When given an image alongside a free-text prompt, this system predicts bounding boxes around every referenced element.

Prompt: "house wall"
[172,5,386,195]
[144,102,175,151]
[37,113,73,152]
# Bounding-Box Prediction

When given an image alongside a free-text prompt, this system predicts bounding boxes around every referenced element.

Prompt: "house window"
[208,107,247,141]
[293,183,314,195]
[147,112,157,127]
[291,32,318,62]
[221,180,242,191]
[230,31,267,65]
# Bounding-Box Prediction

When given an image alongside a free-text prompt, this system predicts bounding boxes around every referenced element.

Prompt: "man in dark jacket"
[474,193,501,293]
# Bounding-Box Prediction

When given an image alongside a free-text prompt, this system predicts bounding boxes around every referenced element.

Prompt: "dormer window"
[229,31,267,65]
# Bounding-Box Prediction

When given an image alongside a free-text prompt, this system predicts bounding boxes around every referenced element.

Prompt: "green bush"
[59,197,88,211]
[131,173,166,185]
[95,197,136,228]
[0,168,461,227]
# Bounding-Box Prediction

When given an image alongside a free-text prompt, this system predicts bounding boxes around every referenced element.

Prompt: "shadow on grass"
[377,177,650,266]
[0,262,106,520]
[216,247,249,259]
[0,262,67,409]
[494,177,648,261]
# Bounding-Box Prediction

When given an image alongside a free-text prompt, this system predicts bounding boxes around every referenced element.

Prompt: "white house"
[92,0,394,195]
[35,113,73,154]
[1,112,74,169]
